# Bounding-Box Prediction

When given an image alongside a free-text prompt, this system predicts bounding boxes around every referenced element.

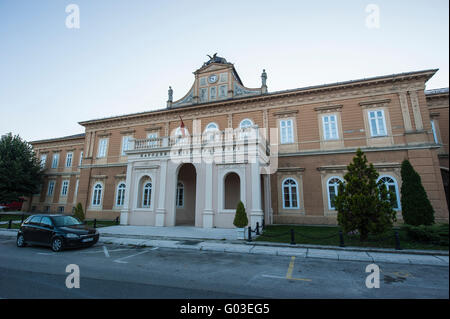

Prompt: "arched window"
[378,176,400,209]
[142,182,152,208]
[204,122,219,142]
[176,182,184,208]
[116,183,126,206]
[327,177,343,210]
[282,178,299,209]
[92,183,103,206]
[239,118,254,139]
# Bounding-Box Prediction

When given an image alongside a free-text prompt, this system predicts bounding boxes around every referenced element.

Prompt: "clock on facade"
[208,74,218,84]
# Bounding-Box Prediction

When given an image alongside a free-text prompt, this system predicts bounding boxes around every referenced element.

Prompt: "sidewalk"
[0,227,448,266]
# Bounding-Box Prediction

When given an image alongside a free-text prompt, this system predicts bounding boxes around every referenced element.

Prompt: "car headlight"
[66,233,80,239]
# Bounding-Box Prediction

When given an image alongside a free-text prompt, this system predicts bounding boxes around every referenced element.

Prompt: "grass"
[256,225,449,250]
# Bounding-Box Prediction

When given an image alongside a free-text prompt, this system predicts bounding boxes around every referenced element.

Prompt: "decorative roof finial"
[167,86,173,108]
[261,69,268,93]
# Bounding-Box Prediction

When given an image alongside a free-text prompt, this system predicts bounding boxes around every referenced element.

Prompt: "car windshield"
[51,216,83,227]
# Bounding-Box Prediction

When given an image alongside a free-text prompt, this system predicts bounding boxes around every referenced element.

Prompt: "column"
[409,91,424,131]
[120,162,133,225]
[250,161,264,229]
[263,174,273,225]
[398,92,413,132]
[155,160,167,226]
[202,163,214,228]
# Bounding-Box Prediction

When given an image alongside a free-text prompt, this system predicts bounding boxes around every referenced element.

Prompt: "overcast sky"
[0,0,448,141]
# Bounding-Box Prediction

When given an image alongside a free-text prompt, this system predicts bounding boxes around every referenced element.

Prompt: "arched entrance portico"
[175,163,197,225]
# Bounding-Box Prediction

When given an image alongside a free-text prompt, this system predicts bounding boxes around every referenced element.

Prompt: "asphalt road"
[0,235,448,299]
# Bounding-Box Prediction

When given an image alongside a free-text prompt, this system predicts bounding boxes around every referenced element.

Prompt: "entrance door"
[175,163,196,226]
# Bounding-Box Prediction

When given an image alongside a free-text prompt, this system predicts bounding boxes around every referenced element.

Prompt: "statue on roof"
[207,53,217,61]
[203,53,227,66]
[168,86,173,102]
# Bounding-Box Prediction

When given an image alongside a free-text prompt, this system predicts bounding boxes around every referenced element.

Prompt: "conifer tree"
[400,160,434,226]
[233,201,248,228]
[334,149,397,241]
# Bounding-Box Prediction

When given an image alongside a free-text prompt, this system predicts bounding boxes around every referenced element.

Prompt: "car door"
[37,217,54,245]
[25,216,42,242]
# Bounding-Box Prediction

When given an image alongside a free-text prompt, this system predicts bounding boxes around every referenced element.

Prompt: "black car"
[16,214,99,252]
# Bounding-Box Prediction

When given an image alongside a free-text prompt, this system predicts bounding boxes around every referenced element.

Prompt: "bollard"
[115,216,119,225]
[256,222,260,235]
[290,229,296,245]
[8,220,12,229]
[262,218,265,230]
[21,214,24,223]
[394,231,401,250]
[247,226,252,242]
[94,219,97,229]
[339,230,345,247]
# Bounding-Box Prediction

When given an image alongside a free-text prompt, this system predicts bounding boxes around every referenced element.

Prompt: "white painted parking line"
[113,247,158,264]
[36,252,56,256]
[103,246,110,258]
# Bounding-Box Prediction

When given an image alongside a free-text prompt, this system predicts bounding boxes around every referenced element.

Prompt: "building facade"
[25,56,449,227]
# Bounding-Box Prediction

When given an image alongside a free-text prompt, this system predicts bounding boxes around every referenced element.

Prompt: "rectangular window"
[368,110,387,137]
[210,86,217,100]
[199,77,207,86]
[51,153,59,168]
[219,72,228,83]
[61,180,69,196]
[79,151,83,166]
[431,120,439,144]
[97,138,108,158]
[40,154,47,168]
[280,119,294,144]
[199,88,208,102]
[147,133,158,147]
[322,115,339,140]
[65,152,73,167]
[48,181,55,196]
[218,84,227,98]
[58,206,64,213]
[121,136,132,155]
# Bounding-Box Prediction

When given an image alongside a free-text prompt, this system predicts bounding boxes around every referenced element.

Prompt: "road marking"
[81,248,133,254]
[103,246,110,258]
[113,247,158,264]
[37,252,56,256]
[285,256,312,282]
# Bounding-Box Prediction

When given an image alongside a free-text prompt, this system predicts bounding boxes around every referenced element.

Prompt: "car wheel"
[17,234,26,247]
[51,237,63,252]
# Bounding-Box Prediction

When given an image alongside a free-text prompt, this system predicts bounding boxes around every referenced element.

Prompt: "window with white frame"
[378,176,400,209]
[47,181,55,196]
[97,138,108,158]
[92,183,103,206]
[322,115,339,140]
[61,180,69,196]
[40,154,47,169]
[79,151,83,166]
[431,120,439,144]
[368,110,387,137]
[239,118,254,139]
[176,182,184,208]
[282,178,299,209]
[204,122,219,141]
[51,153,59,168]
[280,119,294,144]
[116,183,126,206]
[147,132,158,147]
[65,152,73,167]
[121,136,132,155]
[142,182,152,208]
[327,177,343,210]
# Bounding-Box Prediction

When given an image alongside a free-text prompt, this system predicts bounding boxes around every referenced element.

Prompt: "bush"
[73,203,85,221]
[233,201,248,228]
[402,224,449,246]
[400,160,435,226]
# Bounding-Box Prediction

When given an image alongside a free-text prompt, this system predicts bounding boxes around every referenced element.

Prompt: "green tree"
[334,149,397,241]
[400,160,434,226]
[233,201,248,228]
[73,203,85,221]
[0,133,43,204]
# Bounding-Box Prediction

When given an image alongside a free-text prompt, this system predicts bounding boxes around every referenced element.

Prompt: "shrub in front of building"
[401,224,448,246]
[334,149,397,241]
[233,201,248,228]
[73,202,85,221]
[400,160,435,226]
